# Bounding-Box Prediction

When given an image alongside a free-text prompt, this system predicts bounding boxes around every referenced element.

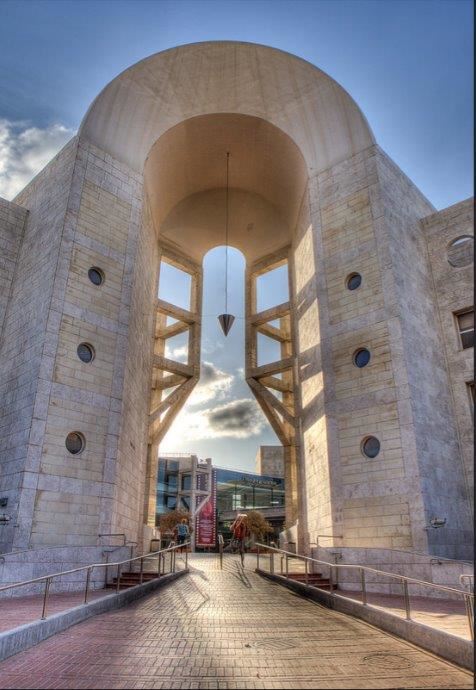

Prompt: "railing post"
[256,544,260,570]
[402,578,411,620]
[305,559,309,586]
[270,551,274,575]
[104,553,109,588]
[84,567,92,604]
[140,557,144,585]
[41,578,51,620]
[464,594,474,640]
[185,545,189,569]
[116,564,121,593]
[360,568,367,605]
[329,565,334,595]
[285,554,289,579]
[157,554,161,577]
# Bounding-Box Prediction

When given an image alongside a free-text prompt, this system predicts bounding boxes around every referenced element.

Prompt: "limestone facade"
[255,446,285,478]
[0,42,472,561]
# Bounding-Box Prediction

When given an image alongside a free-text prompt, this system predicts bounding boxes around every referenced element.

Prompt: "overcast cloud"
[0,119,74,200]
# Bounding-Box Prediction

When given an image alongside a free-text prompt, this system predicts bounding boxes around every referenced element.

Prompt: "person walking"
[175,518,190,552]
[230,513,249,567]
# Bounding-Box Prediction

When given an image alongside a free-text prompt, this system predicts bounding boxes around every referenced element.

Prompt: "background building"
[156,450,285,549]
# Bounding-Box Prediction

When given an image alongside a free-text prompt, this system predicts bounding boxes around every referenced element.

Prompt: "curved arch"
[145,113,309,262]
[80,41,375,175]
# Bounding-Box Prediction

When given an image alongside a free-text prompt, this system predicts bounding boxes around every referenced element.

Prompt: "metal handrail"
[256,543,474,639]
[0,542,190,621]
[460,574,474,590]
[97,533,127,546]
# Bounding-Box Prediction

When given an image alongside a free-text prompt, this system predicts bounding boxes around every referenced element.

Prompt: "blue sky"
[0,0,473,471]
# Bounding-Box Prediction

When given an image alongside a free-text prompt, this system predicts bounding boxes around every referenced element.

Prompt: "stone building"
[0,42,473,569]
[255,446,285,478]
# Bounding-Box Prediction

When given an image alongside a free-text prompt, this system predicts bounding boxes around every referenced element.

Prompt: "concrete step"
[287,573,332,589]
[106,572,161,588]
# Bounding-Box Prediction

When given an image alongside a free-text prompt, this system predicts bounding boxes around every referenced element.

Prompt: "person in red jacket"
[230,513,249,566]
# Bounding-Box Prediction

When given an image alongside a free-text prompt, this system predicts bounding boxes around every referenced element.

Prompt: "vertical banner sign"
[196,469,217,547]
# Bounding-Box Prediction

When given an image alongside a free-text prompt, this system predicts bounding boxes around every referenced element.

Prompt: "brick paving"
[0,591,107,633]
[258,553,472,640]
[0,554,472,689]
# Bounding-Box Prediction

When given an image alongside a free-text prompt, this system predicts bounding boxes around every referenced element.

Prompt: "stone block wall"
[0,139,78,552]
[0,198,27,333]
[0,136,157,553]
[255,446,284,478]
[295,144,472,559]
[421,199,474,515]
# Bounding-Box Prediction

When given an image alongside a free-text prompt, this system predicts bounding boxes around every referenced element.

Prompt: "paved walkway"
[0,591,107,634]
[0,554,472,689]
[257,553,471,640]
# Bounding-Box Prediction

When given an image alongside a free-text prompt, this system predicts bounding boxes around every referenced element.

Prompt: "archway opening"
[144,112,308,531]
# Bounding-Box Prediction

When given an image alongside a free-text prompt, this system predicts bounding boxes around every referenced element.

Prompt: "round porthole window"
[77,343,95,363]
[362,436,380,458]
[346,273,362,290]
[353,348,371,368]
[447,236,473,268]
[88,267,105,286]
[65,432,85,455]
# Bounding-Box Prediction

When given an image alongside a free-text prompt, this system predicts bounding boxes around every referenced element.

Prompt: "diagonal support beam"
[250,301,290,327]
[247,377,295,427]
[249,357,293,379]
[149,378,197,423]
[156,321,189,339]
[153,373,186,390]
[153,355,193,378]
[149,377,197,444]
[157,298,198,325]
[256,322,290,343]
[259,375,293,393]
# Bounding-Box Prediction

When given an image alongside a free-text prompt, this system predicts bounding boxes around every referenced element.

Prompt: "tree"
[245,510,273,541]
[159,509,193,535]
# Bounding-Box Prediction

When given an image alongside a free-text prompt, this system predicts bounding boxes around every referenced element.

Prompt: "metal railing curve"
[255,543,474,639]
[0,542,190,622]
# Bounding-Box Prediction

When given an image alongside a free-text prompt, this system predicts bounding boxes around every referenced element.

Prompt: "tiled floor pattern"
[0,554,472,689]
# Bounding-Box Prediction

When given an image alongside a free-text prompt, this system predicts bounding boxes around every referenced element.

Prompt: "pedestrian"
[230,513,249,567]
[175,518,190,552]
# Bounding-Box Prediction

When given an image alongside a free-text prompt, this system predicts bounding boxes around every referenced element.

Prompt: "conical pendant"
[218,313,235,336]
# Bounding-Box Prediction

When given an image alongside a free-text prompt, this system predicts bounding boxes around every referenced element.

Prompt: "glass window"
[77,343,95,363]
[65,432,85,455]
[346,273,362,290]
[353,348,371,368]
[88,267,104,286]
[447,236,474,268]
[181,474,192,491]
[362,436,380,458]
[456,310,474,349]
[467,382,475,418]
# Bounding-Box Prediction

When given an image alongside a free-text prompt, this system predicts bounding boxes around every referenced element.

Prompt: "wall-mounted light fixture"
[424,517,447,529]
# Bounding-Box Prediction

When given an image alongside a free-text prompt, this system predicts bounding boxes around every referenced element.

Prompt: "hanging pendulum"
[218,151,235,337]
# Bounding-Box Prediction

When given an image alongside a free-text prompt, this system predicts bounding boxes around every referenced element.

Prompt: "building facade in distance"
[156,453,285,549]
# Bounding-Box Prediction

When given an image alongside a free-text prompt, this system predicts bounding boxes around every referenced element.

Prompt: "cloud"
[207,398,265,437]
[164,344,188,362]
[0,119,75,200]
[188,361,234,405]
[162,397,266,446]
